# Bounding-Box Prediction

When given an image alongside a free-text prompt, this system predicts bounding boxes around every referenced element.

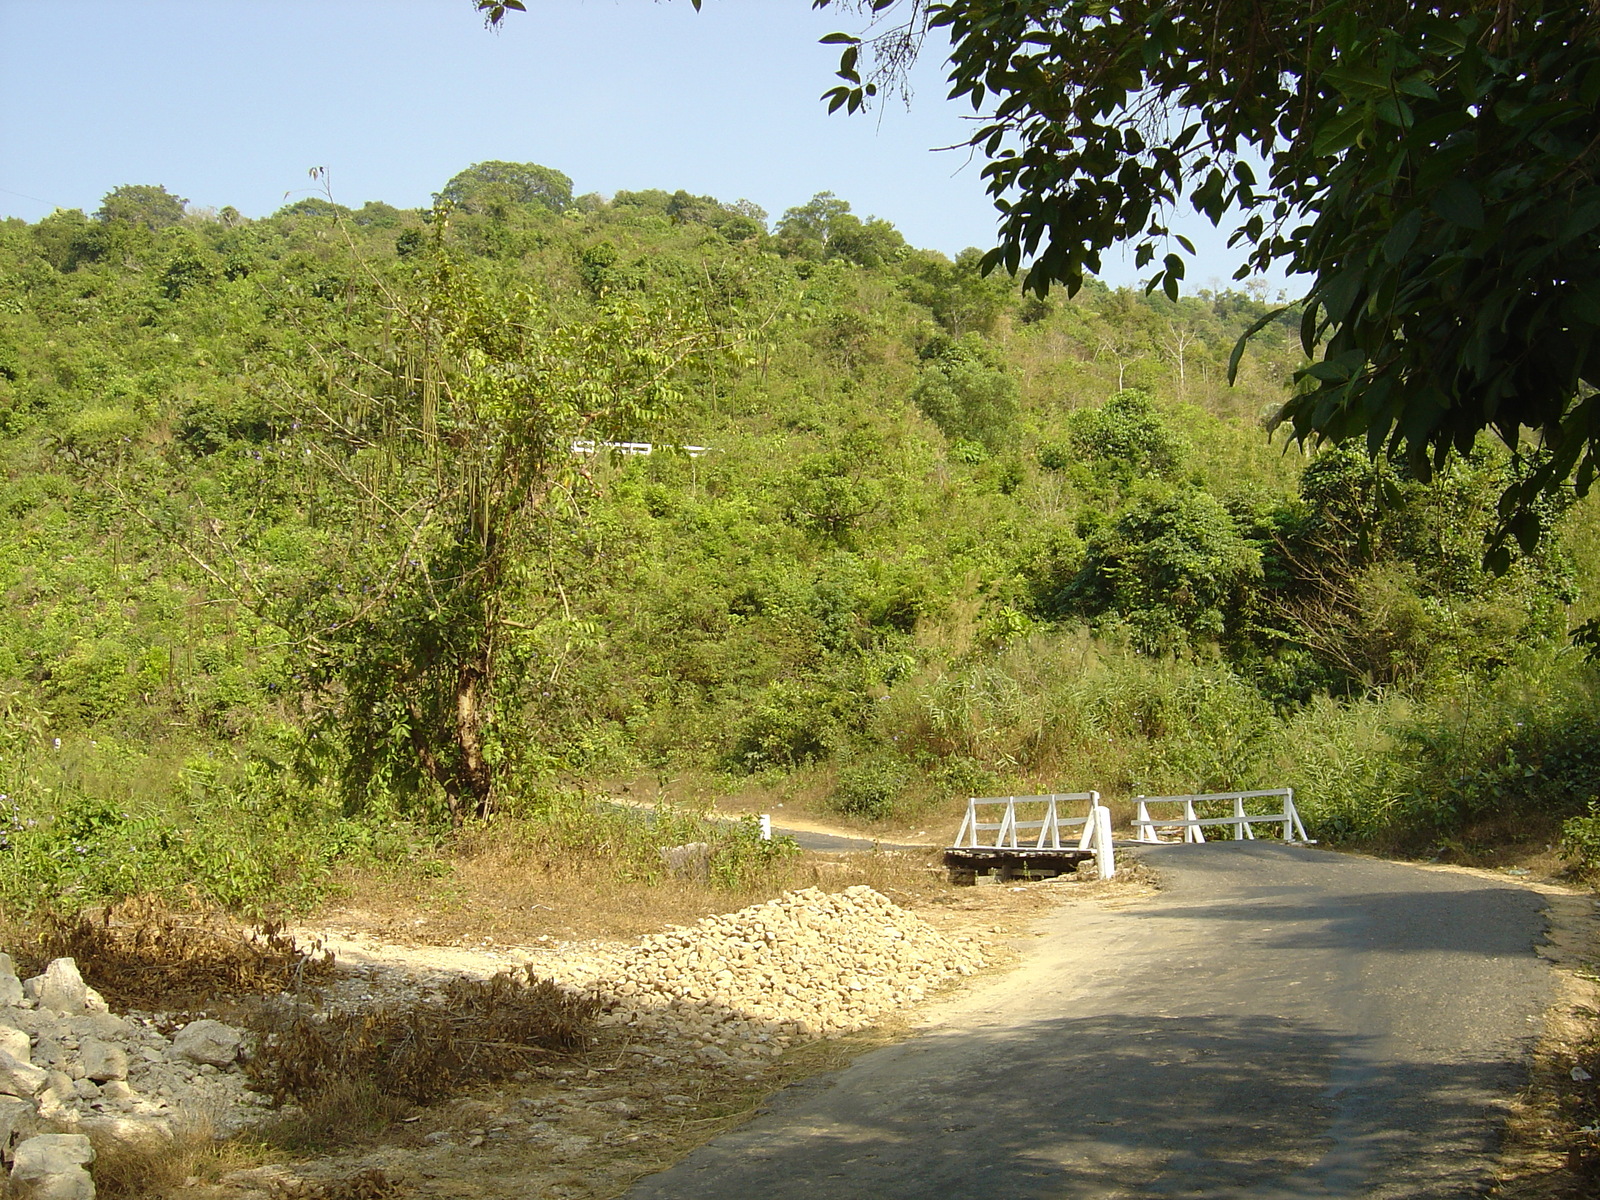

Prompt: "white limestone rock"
[30,1039,66,1072]
[34,1072,79,1123]
[0,1025,29,1063]
[95,1080,133,1105]
[25,962,82,1016]
[0,1094,37,1163]
[0,954,23,1008]
[0,1049,46,1098]
[66,1014,127,1042]
[78,1040,125,1084]
[169,1019,241,1068]
[8,1134,95,1200]
[660,842,712,881]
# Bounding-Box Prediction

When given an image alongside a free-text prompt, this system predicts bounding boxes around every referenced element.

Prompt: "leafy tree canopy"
[436,160,574,215]
[776,192,907,267]
[911,332,1018,449]
[1067,388,1185,483]
[95,184,187,231]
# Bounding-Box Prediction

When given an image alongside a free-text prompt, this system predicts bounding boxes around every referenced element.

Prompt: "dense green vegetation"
[3,161,1598,915]
[804,1,1600,551]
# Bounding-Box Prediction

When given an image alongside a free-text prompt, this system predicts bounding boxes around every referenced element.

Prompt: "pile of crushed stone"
[309,886,987,1074]
[582,886,985,1068]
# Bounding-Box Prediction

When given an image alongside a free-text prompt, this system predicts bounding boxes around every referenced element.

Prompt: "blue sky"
[0,0,1271,291]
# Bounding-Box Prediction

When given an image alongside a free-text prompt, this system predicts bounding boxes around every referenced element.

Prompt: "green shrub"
[729,679,841,770]
[1067,388,1184,481]
[833,753,911,819]
[0,746,388,919]
[1560,799,1600,878]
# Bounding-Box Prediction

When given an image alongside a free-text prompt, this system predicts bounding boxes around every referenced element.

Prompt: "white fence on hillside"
[952,793,1115,879]
[1131,788,1313,845]
[570,439,710,458]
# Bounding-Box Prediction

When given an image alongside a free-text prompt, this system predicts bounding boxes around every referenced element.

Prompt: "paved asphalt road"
[776,826,930,853]
[622,842,1557,1199]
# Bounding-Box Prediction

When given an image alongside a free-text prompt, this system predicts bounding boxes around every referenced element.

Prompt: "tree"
[900,247,1011,335]
[95,184,188,231]
[775,192,906,267]
[1067,388,1185,484]
[794,1,1600,544]
[435,160,574,216]
[910,333,1018,450]
[1054,485,1263,654]
[166,220,710,823]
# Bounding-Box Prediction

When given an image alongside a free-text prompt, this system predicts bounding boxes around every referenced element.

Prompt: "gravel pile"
[584,885,985,1069]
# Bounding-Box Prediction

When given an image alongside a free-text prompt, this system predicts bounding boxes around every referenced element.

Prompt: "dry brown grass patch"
[84,1111,218,1200]
[270,1168,406,1200]
[8,896,335,1009]
[313,842,953,948]
[251,1077,414,1155]
[246,967,597,1107]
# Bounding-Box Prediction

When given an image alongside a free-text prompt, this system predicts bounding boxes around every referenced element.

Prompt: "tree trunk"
[403,646,495,825]
[453,656,495,821]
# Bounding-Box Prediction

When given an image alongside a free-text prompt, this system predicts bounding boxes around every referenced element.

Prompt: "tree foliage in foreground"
[786,1,1600,543]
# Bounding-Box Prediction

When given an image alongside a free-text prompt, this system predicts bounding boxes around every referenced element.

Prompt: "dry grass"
[270,1168,407,1200]
[245,966,598,1107]
[7,896,335,1010]
[312,840,952,947]
[1490,890,1600,1198]
[251,1078,415,1154]
[84,1111,220,1200]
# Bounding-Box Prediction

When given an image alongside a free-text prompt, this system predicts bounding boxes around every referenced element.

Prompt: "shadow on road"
[627,843,1551,1199]
[1130,843,1548,959]
[626,1011,1516,1198]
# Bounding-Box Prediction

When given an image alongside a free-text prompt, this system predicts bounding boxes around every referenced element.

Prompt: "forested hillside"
[3,162,1599,914]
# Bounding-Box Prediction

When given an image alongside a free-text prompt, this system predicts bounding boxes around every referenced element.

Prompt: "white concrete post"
[758,814,772,841]
[1093,804,1116,880]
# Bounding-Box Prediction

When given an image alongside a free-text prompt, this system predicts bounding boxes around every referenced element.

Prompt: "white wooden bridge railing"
[1131,788,1314,845]
[951,793,1115,879]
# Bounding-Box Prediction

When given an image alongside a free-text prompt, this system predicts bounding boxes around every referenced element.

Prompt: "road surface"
[775,825,930,853]
[623,842,1560,1199]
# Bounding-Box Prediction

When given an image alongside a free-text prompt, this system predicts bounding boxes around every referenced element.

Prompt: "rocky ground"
[1,873,1138,1200]
[0,954,267,1198]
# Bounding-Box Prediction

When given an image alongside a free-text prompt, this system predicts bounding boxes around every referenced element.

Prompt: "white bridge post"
[1093,803,1116,879]
[1135,798,1156,843]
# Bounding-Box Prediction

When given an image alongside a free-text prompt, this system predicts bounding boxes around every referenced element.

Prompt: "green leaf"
[1431,180,1483,229]
[1323,62,1394,96]
[1226,305,1290,384]
[1382,209,1423,264]
[1313,108,1369,156]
